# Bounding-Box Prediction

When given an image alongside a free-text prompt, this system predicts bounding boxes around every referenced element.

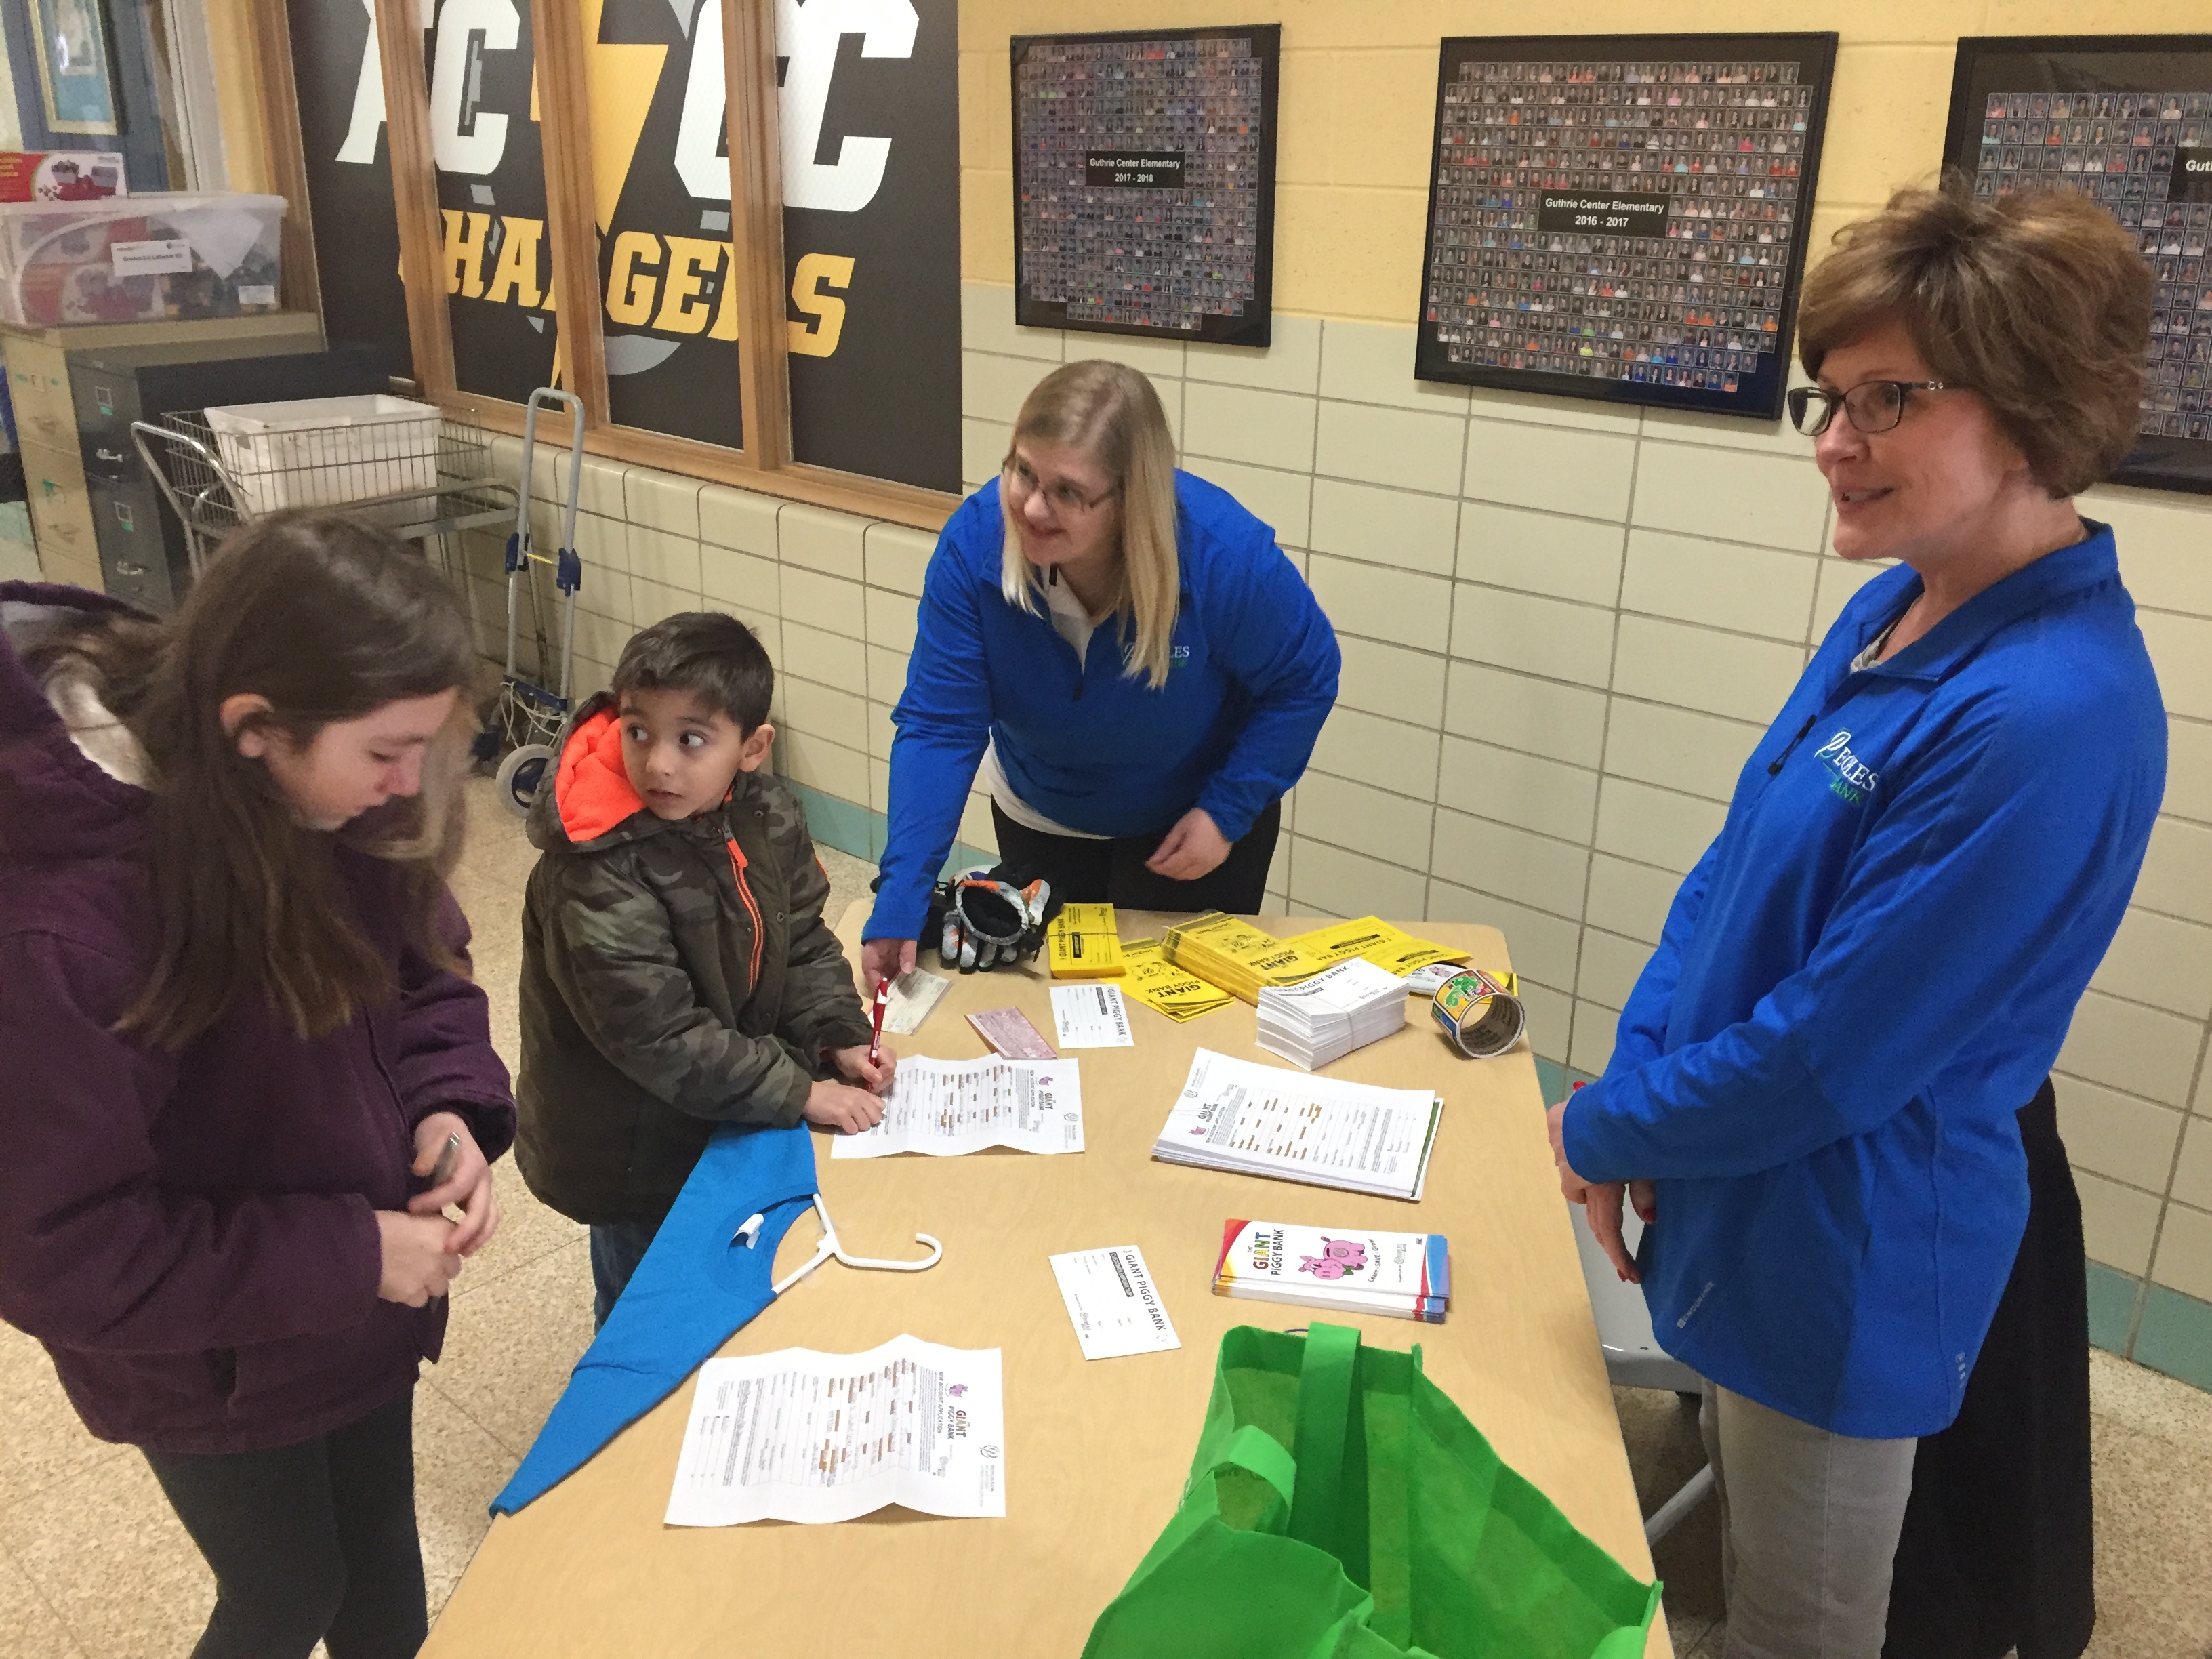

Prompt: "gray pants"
[1700,1384,1919,1658]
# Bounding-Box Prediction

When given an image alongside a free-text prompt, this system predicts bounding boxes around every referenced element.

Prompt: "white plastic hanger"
[733,1195,943,1294]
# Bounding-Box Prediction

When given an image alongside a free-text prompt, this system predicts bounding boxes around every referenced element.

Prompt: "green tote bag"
[1082,1322,1661,1659]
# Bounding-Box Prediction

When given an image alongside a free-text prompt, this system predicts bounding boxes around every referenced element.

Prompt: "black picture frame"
[1414,32,1837,422]
[1943,36,2212,497]
[1010,24,1279,348]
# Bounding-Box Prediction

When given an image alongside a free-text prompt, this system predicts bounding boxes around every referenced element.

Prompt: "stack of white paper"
[1151,1049,1443,1202]
[1254,957,1408,1070]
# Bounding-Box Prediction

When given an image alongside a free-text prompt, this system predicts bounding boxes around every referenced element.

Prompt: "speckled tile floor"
[1,775,2207,1656]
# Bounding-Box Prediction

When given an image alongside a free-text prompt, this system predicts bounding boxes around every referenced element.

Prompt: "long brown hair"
[31,512,479,1047]
[1000,360,1181,689]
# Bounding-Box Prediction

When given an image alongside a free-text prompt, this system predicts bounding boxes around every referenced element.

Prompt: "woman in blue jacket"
[862,361,1338,983]
[1551,187,2162,1656]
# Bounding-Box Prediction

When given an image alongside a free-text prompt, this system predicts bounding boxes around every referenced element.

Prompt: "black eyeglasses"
[1787,380,1958,437]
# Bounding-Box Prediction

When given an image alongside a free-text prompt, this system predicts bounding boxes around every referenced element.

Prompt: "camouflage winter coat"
[515,697,872,1223]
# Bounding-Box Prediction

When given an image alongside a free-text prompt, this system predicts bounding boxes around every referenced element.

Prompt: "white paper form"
[665,1336,1005,1525]
[1152,1049,1443,1200]
[1050,982,1135,1048]
[830,1055,1085,1159]
[1049,1246,1181,1360]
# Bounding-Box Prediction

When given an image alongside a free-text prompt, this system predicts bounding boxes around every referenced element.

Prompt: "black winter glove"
[923,863,1061,972]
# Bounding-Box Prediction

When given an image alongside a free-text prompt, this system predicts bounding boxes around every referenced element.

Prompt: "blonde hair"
[1000,360,1180,689]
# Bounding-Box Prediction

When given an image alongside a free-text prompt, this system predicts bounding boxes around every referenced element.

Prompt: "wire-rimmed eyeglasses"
[1002,455,1120,517]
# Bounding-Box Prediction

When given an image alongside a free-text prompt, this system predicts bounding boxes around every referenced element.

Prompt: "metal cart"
[128,398,518,581]
[479,387,586,816]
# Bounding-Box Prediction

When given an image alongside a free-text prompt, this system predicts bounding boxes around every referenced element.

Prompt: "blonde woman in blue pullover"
[1553,188,2163,1658]
[861,361,1339,984]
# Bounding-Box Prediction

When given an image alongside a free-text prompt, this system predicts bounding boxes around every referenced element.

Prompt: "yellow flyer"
[1161,911,1330,1003]
[1048,902,1126,980]
[1120,939,1235,1023]
[1288,916,1470,978]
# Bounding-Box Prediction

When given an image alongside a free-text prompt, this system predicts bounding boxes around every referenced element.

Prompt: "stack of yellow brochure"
[1160,911,1329,1006]
[1120,938,1235,1023]
[1288,916,1470,979]
[1048,903,1125,980]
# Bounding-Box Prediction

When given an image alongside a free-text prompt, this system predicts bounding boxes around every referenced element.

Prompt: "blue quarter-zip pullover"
[865,472,1339,941]
[1563,524,2164,1437]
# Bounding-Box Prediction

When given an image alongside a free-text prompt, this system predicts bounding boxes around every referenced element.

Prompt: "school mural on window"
[294,0,960,491]
[288,0,411,380]
[778,0,959,489]
[311,0,563,403]
[580,0,958,484]
[422,0,559,402]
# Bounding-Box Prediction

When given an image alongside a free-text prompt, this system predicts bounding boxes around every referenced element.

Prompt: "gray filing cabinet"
[73,343,390,612]
[0,312,323,593]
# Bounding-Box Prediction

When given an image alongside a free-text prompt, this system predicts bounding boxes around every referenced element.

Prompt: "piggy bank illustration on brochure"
[1298,1236,1368,1280]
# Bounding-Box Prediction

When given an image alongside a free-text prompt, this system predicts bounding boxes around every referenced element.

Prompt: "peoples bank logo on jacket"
[1813,730,1879,805]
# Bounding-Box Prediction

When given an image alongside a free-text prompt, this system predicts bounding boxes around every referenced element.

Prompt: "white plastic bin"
[203,396,444,516]
[0,192,285,327]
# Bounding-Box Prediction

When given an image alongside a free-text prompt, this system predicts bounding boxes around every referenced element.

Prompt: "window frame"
[254,0,958,531]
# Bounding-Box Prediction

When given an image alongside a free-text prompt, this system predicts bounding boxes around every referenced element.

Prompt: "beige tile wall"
[456,274,2212,1317]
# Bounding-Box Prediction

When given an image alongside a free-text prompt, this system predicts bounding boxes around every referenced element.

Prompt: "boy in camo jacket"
[515,612,893,1325]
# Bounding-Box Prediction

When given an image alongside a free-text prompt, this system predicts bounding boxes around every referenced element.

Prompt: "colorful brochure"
[1213,1218,1450,1323]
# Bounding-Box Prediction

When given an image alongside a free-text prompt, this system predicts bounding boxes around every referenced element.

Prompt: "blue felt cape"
[490,1124,819,1515]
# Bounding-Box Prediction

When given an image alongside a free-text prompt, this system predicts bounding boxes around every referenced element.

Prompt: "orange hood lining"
[554,708,644,844]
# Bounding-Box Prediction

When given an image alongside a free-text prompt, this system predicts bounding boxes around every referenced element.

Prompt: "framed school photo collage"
[1945,35,2212,496]
[1000,24,2210,494]
[1414,32,1838,422]
[1010,24,1280,347]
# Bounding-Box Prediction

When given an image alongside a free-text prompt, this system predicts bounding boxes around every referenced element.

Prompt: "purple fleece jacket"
[0,582,515,1454]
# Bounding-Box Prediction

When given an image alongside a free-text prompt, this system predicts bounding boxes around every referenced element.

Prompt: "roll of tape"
[1430,969,1525,1059]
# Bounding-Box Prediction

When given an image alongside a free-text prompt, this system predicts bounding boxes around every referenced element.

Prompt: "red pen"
[867,977,890,1065]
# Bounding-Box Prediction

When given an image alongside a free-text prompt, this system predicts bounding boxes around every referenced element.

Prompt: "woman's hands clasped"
[1546,1095,1656,1285]
[375,1112,501,1307]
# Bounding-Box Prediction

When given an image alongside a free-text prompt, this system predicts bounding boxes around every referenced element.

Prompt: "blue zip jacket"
[1563,524,2164,1439]
[866,472,1339,941]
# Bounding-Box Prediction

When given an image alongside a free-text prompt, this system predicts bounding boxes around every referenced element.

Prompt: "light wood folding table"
[422,911,1670,1658]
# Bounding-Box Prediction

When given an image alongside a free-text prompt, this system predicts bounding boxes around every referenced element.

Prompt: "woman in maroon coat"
[0,513,514,1659]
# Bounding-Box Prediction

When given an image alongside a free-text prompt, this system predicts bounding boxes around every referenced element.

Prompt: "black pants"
[142,1391,427,1659]
[988,798,1282,916]
[1883,1078,2096,1659]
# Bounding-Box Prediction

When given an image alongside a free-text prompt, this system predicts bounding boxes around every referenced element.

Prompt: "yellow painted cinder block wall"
[958,0,2212,322]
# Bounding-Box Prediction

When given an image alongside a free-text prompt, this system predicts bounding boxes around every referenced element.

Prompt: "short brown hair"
[613,611,773,733]
[1796,183,2150,498]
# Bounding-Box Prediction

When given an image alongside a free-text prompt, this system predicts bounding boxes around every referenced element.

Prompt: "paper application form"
[666,1336,1005,1525]
[831,1054,1085,1159]
[1151,1049,1443,1200]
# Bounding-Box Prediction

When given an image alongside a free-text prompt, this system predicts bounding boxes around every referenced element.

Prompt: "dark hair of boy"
[610,612,773,733]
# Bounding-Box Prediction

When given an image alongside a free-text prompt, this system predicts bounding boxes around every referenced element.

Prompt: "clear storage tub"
[202,395,445,515]
[0,192,285,327]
